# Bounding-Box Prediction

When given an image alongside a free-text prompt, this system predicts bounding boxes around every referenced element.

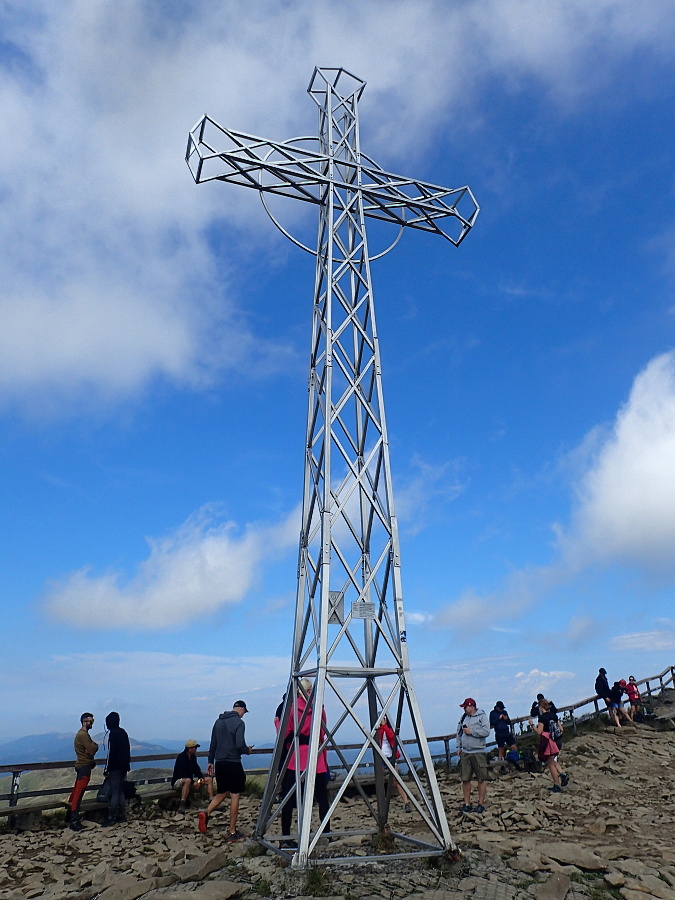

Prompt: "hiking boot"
[101,817,116,827]
[226,830,245,842]
[280,839,298,849]
[70,819,83,832]
[461,804,473,813]
[198,811,208,834]
[560,773,569,787]
[475,804,485,814]
[549,784,562,793]
[178,800,187,814]
[404,802,411,813]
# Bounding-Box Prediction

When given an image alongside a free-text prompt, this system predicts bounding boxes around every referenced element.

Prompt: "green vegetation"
[303,865,332,896]
[255,878,272,897]
[244,776,265,799]
[370,827,397,854]
[568,871,622,900]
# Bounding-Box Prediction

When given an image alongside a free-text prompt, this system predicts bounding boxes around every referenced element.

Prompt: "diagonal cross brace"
[186,117,479,246]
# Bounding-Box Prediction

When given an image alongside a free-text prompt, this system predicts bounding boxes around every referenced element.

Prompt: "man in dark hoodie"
[198,700,252,839]
[103,711,131,826]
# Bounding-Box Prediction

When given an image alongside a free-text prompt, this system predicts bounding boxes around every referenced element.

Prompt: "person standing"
[199,701,252,840]
[67,712,98,832]
[456,698,489,814]
[625,676,642,721]
[377,714,410,811]
[530,699,568,791]
[280,679,331,848]
[103,711,131,826]
[489,701,518,762]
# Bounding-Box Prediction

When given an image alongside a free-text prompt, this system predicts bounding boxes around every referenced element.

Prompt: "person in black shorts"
[489,701,518,762]
[198,701,252,840]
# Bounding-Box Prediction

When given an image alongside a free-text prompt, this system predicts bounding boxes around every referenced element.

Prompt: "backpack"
[549,718,563,742]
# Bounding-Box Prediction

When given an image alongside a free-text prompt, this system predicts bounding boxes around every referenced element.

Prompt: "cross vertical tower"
[186,67,479,867]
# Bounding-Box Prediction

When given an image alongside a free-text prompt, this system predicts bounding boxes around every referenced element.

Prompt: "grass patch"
[568,871,621,900]
[303,865,332,896]
[255,878,272,897]
[371,827,397,854]
[244,776,265,799]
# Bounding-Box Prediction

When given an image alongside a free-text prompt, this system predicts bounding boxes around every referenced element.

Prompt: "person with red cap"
[456,698,490,814]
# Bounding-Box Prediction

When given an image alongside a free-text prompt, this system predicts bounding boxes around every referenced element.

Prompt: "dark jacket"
[609,683,625,704]
[532,698,558,718]
[208,711,250,764]
[595,674,611,699]
[489,707,511,734]
[105,712,131,774]
[172,749,204,787]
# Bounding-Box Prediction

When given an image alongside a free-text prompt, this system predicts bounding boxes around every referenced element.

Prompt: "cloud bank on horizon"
[2,0,675,740]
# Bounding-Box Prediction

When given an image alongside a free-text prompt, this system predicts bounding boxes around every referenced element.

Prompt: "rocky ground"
[0,703,673,900]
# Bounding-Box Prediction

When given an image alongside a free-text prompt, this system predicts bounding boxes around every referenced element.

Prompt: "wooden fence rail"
[1,664,673,818]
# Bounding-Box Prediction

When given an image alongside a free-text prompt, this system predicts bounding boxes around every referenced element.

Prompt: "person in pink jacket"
[280,678,330,848]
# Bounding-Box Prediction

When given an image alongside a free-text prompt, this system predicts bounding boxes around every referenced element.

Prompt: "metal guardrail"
[2,664,673,816]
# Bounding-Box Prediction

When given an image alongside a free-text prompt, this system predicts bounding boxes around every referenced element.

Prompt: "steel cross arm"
[186,116,479,246]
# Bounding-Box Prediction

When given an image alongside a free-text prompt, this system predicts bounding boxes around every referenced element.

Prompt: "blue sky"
[1,0,675,746]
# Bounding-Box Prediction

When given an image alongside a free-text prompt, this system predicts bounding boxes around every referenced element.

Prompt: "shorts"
[214,760,246,795]
[173,778,192,792]
[609,702,623,710]
[495,732,515,748]
[459,753,488,782]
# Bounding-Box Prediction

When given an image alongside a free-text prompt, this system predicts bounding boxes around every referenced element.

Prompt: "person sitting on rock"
[608,681,631,727]
[594,668,619,725]
[489,701,519,763]
[172,739,213,813]
[529,699,568,792]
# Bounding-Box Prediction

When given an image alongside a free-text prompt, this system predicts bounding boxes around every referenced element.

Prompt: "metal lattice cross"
[187,66,478,868]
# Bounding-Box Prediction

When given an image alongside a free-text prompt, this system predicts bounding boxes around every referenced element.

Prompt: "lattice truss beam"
[186,67,479,868]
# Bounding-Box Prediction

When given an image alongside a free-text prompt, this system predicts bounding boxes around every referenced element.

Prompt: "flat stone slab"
[538,842,608,871]
[533,873,571,900]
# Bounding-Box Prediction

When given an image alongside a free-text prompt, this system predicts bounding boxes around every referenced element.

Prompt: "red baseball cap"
[460,698,477,708]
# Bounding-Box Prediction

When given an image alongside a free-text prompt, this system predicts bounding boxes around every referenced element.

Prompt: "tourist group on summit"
[65,666,644,841]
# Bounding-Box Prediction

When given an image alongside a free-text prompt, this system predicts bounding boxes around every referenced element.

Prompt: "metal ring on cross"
[258,138,405,260]
[259,137,317,255]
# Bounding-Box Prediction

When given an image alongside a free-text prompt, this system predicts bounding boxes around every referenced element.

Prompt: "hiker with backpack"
[489,701,519,763]
[529,699,569,792]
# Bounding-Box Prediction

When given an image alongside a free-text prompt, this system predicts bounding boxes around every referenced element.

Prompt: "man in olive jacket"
[67,712,98,832]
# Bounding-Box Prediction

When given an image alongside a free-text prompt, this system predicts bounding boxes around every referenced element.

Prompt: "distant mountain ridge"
[0,732,171,766]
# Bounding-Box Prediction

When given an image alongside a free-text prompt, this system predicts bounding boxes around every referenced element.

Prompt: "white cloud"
[0,650,292,741]
[435,351,675,633]
[44,503,300,629]
[395,456,467,535]
[433,564,567,630]
[1,1,674,415]
[561,351,675,572]
[513,669,576,698]
[610,630,675,652]
[405,611,435,626]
